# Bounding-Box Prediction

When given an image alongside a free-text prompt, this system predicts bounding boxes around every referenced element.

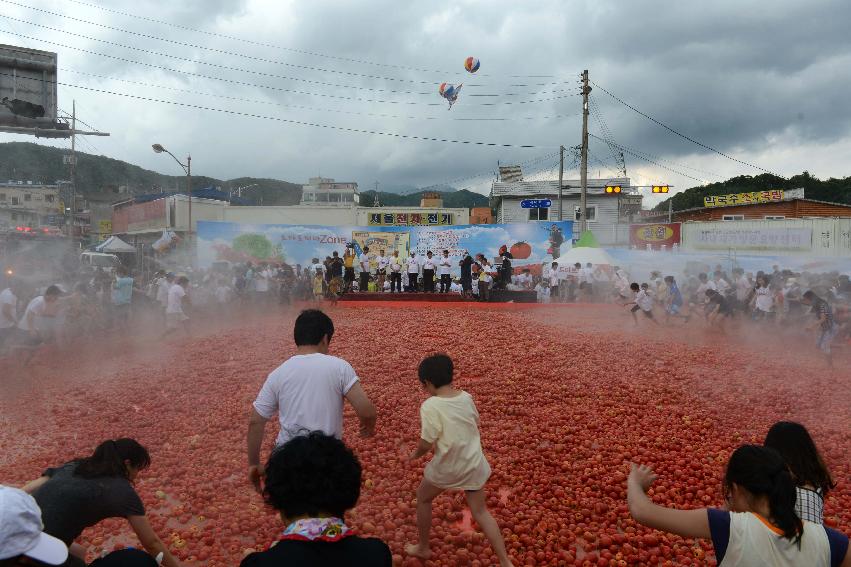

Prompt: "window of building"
[528,207,549,221]
[11,212,17,220]
[11,196,18,205]
[45,195,54,203]
[585,206,597,222]
[24,194,31,201]
[722,214,744,221]
[0,193,5,201]
[764,215,785,220]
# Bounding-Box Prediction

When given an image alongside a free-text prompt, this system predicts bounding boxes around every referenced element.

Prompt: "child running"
[624,283,658,326]
[663,275,689,323]
[406,354,513,567]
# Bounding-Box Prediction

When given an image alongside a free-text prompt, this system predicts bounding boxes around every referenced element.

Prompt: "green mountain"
[0,142,302,205]
[360,189,488,208]
[654,172,851,212]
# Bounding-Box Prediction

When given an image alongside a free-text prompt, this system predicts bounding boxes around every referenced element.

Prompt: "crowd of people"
[1,309,849,567]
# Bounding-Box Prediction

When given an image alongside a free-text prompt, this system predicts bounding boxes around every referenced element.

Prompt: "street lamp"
[152,143,192,235]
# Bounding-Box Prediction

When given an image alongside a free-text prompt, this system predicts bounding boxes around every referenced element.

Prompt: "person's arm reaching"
[247,408,269,493]
[1,302,14,326]
[627,463,711,539]
[127,515,182,567]
[407,438,433,461]
[344,382,377,437]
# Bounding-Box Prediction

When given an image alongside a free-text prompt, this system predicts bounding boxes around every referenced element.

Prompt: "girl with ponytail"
[627,444,849,566]
[20,439,181,567]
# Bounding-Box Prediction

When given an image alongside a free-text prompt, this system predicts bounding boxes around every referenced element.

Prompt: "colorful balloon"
[464,56,480,73]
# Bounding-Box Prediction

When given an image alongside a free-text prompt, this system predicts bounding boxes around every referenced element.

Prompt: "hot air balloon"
[438,82,463,109]
[464,57,480,73]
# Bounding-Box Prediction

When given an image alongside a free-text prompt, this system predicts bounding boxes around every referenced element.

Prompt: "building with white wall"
[0,181,60,229]
[491,177,636,245]
[300,177,359,206]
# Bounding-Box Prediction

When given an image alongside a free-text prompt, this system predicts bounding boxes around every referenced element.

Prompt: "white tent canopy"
[95,236,136,254]
[553,246,615,267]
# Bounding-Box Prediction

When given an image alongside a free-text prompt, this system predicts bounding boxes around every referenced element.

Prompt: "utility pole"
[70,100,76,237]
[580,70,591,234]
[186,155,192,236]
[668,197,673,223]
[557,145,564,221]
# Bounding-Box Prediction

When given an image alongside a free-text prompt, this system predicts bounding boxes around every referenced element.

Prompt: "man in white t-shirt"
[406,252,420,292]
[438,250,452,293]
[358,247,371,293]
[254,264,270,301]
[17,285,63,344]
[422,251,437,293]
[0,280,22,349]
[389,251,403,293]
[247,309,377,492]
[548,262,560,301]
[375,249,388,292]
[162,276,190,337]
[695,273,717,305]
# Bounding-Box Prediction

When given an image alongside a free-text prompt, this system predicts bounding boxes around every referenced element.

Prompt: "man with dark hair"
[438,250,452,293]
[459,252,473,298]
[422,251,436,293]
[358,247,371,292]
[240,432,392,566]
[801,290,839,367]
[247,310,378,493]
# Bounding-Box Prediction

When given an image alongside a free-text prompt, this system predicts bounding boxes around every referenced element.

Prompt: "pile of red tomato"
[1,303,848,566]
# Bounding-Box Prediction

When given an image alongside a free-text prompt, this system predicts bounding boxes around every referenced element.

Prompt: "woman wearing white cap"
[0,485,68,566]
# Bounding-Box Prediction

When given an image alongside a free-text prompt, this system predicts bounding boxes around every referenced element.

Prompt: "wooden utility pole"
[580,70,591,234]
[557,145,564,221]
[70,100,76,237]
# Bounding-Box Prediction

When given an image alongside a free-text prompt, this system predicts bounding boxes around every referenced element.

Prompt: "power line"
[418,151,560,192]
[589,133,707,184]
[59,67,582,123]
[590,133,726,180]
[0,30,581,110]
[60,0,558,79]
[0,11,572,98]
[591,80,779,176]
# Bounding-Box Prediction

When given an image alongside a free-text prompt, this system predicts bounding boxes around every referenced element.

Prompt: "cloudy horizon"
[0,0,849,205]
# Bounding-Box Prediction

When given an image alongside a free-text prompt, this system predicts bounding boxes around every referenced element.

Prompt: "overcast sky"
[0,0,849,204]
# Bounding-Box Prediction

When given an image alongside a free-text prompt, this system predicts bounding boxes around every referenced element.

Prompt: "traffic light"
[604,185,622,194]
[652,185,670,193]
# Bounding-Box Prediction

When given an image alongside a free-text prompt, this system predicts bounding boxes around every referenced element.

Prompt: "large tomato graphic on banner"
[510,241,532,259]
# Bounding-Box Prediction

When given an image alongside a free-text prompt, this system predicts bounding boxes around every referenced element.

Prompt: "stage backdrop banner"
[689,226,812,251]
[629,223,681,250]
[197,220,573,274]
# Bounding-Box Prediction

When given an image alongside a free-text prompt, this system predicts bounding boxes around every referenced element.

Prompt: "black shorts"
[344,268,355,282]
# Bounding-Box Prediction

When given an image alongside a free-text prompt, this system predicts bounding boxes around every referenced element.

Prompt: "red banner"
[630,223,681,249]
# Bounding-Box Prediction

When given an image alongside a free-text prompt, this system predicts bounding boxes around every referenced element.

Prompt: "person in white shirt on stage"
[548,262,560,302]
[406,252,420,292]
[389,251,403,293]
[375,249,389,292]
[422,252,437,293]
[358,247,371,293]
[438,250,452,293]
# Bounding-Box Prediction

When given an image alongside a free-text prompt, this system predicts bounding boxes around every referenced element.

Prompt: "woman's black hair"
[629,282,640,291]
[418,354,453,388]
[764,421,835,495]
[724,445,802,546]
[293,309,334,346]
[263,431,361,519]
[74,438,151,480]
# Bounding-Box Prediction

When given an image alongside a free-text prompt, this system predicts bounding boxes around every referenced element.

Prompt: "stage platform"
[338,292,466,302]
[337,290,538,303]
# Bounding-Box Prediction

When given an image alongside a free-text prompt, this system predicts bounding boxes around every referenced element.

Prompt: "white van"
[80,251,121,271]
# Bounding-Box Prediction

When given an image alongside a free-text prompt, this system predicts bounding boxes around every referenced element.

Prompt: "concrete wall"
[222,205,356,226]
[497,195,627,246]
[680,218,851,257]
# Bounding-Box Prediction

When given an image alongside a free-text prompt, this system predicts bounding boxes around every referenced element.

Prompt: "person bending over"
[764,421,836,525]
[628,445,849,567]
[241,432,391,567]
[0,485,68,567]
[405,354,513,567]
[20,439,180,567]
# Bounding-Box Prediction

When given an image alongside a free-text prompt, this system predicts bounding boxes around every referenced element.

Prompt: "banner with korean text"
[197,220,573,274]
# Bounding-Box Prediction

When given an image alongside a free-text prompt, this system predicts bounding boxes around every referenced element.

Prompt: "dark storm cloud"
[0,0,848,191]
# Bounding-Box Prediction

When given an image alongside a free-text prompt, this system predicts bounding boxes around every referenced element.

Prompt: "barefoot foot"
[405,543,432,560]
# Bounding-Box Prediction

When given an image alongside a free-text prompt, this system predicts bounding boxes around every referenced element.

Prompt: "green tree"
[233,233,274,259]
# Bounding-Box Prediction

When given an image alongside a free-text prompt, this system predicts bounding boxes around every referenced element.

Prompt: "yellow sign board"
[98,220,112,234]
[367,212,453,226]
[704,190,784,208]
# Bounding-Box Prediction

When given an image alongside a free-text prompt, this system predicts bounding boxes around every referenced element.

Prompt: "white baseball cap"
[0,486,68,564]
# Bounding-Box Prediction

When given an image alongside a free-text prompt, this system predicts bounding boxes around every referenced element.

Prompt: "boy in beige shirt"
[406,354,513,567]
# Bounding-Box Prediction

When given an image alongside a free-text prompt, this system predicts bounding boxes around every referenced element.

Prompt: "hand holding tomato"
[629,463,657,492]
[248,465,265,494]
